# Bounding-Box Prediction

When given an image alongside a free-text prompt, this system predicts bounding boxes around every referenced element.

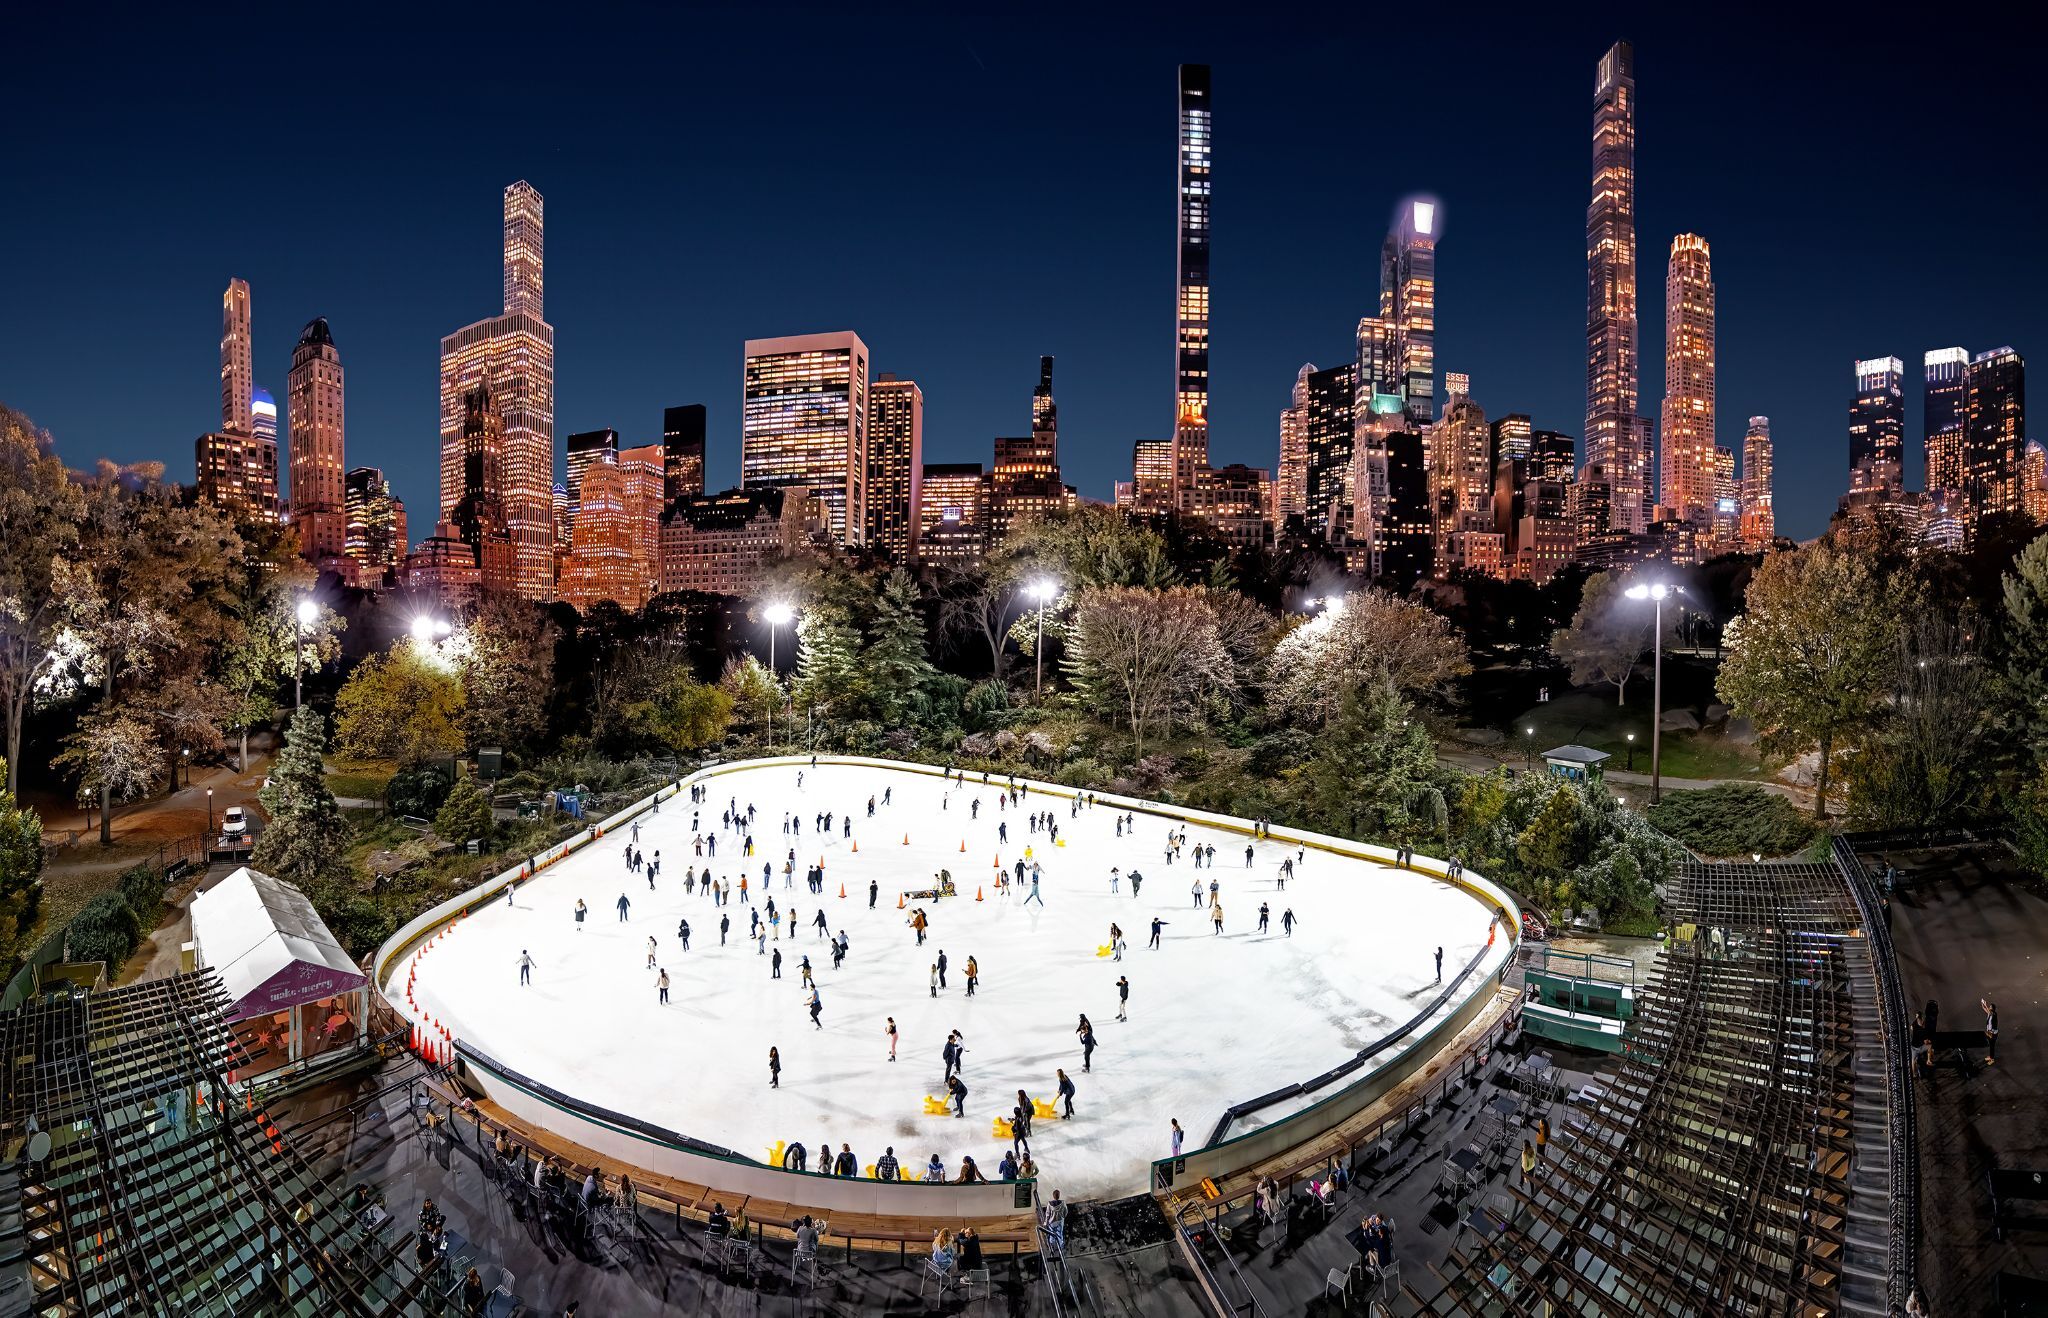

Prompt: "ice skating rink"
[409,760,1509,1198]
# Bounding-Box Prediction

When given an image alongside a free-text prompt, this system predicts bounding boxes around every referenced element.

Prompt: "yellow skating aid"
[922,1095,950,1116]
[1024,846,1034,860]
[1095,944,1113,958]
[766,1139,786,1166]
[991,1117,1012,1138]
[1032,1098,1057,1120]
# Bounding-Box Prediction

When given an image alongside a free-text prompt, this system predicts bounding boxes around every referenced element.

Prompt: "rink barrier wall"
[375,753,1517,1213]
[456,1039,1036,1219]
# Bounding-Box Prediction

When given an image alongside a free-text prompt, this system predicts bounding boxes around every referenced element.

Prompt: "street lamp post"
[179,747,189,790]
[1523,726,1536,773]
[1625,731,1636,772]
[206,787,214,835]
[1028,579,1060,699]
[294,598,319,707]
[1624,581,1684,805]
[763,603,794,747]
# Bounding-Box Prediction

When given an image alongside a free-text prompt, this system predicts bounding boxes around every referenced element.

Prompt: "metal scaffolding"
[1409,860,1899,1316]
[1,971,451,1317]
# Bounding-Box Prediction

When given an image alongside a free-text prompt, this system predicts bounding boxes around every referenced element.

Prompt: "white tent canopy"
[190,867,366,1022]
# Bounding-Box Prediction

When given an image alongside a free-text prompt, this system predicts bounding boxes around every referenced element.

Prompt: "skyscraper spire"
[1584,40,1649,535]
[220,277,253,435]
[1657,234,1716,527]
[502,180,545,319]
[287,317,346,563]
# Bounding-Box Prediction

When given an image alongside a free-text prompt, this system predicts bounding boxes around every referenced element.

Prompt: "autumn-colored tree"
[1717,541,1904,819]
[457,598,557,751]
[1063,586,1233,755]
[1548,570,1676,705]
[332,641,467,765]
[1268,589,1470,726]
[0,757,45,954]
[0,407,86,796]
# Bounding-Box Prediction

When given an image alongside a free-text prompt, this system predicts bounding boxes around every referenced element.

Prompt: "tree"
[1268,589,1470,726]
[1842,610,1989,829]
[216,529,341,770]
[789,610,864,737]
[1717,541,1903,819]
[861,569,939,723]
[653,675,734,753]
[995,505,1181,590]
[1063,586,1233,755]
[1548,570,1675,705]
[0,758,43,955]
[457,599,557,751]
[434,773,494,846]
[252,705,351,889]
[718,654,782,743]
[332,641,467,765]
[1302,674,1442,842]
[53,708,166,835]
[0,407,86,796]
[935,566,1025,684]
[2001,531,2048,770]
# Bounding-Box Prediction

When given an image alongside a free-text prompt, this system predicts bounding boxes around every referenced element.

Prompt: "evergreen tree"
[251,706,351,888]
[862,569,937,724]
[434,772,494,846]
[790,610,864,730]
[1305,674,1439,841]
[0,758,43,954]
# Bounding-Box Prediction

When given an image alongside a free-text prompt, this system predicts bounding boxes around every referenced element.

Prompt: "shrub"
[115,861,167,929]
[434,775,495,847]
[386,765,454,819]
[67,890,141,976]
[1646,783,1816,858]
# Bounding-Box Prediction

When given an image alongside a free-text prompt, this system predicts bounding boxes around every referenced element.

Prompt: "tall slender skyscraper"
[742,332,870,546]
[662,405,707,503]
[1276,365,1313,523]
[1847,356,1906,495]
[1584,40,1649,534]
[1741,416,1775,548]
[1382,200,1439,426]
[867,375,925,562]
[286,318,346,563]
[1965,347,2027,522]
[1170,63,1213,507]
[220,278,253,436]
[1657,234,1717,526]
[1924,347,1970,494]
[439,181,557,600]
[344,467,407,583]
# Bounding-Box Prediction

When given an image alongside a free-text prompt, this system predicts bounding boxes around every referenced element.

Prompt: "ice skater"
[965,955,978,996]
[1076,1015,1097,1072]
[678,917,691,950]
[1191,880,1202,908]
[869,879,879,910]
[768,1047,781,1088]
[1149,917,1165,949]
[1258,902,1269,933]
[948,1075,968,1117]
[943,1030,964,1080]
[616,892,631,922]
[1244,844,1253,868]
[1109,922,1124,961]
[808,987,823,1029]
[575,898,587,930]
[1109,867,1120,893]
[1024,874,1043,906]
[1282,908,1295,937]
[936,950,948,989]
[1434,946,1443,981]
[518,950,535,985]
[929,963,939,998]
[800,955,813,988]
[646,936,657,969]
[657,969,670,1004]
[886,1017,898,1062]
[771,948,783,979]
[1056,1068,1076,1118]
[1115,975,1129,1022]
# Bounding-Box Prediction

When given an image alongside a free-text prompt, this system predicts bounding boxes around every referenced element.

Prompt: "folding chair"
[958,1266,993,1304]
[1324,1261,1358,1304]
[918,1256,957,1299]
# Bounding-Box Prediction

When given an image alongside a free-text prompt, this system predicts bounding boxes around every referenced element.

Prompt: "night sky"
[5,5,2042,542]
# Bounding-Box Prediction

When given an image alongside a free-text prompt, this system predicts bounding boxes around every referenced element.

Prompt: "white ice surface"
[407,760,1505,1198]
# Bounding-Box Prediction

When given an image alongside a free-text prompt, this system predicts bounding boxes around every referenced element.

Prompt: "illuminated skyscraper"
[1657,234,1717,527]
[662,405,707,503]
[1429,393,1498,573]
[252,386,277,462]
[194,429,279,524]
[1492,414,1534,465]
[1848,356,1906,495]
[1585,40,1650,534]
[919,463,989,568]
[439,181,557,601]
[1170,63,1213,507]
[1032,356,1057,435]
[286,318,346,564]
[343,467,407,584]
[1712,444,1737,545]
[615,443,665,601]
[1965,347,2027,521]
[1382,200,1438,426]
[1924,347,1969,494]
[867,376,924,563]
[565,428,619,531]
[1133,439,1174,509]
[742,332,870,546]
[1276,365,1313,523]
[220,278,253,436]
[1303,363,1357,536]
[1741,416,1774,547]
[557,458,651,611]
[451,383,517,598]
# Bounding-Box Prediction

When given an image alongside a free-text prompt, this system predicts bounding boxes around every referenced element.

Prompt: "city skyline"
[5,9,2043,544]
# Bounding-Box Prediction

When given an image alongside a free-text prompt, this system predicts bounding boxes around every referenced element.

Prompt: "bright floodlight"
[410,615,436,643]
[296,598,319,625]
[1029,578,1060,602]
[1625,582,1671,601]
[1322,595,1347,618]
[435,619,453,637]
[763,603,795,626]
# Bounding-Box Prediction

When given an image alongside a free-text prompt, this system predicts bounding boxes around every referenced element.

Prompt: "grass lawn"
[1497,689,1771,782]
[326,758,399,802]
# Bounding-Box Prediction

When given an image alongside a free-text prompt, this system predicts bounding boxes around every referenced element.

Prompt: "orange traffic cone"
[902,833,910,845]
[960,839,967,852]
[993,854,1000,868]
[976,887,984,902]
[897,892,906,909]
[839,883,847,898]
[852,840,858,852]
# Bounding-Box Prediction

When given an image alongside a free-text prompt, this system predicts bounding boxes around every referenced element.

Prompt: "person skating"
[1109,922,1123,961]
[911,909,928,944]
[1258,902,1269,933]
[937,950,948,989]
[657,969,670,1004]
[719,912,730,945]
[886,1016,898,1062]
[929,963,939,998]
[869,879,879,910]
[1109,866,1120,893]
[1244,844,1253,868]
[574,898,587,931]
[1170,1118,1183,1156]
[1056,1067,1076,1117]
[808,987,823,1029]
[646,935,658,969]
[1149,917,1165,949]
[800,955,813,988]
[616,892,631,922]
[965,955,979,996]
[1131,871,1143,898]
[518,950,536,986]
[1211,902,1224,935]
[943,1030,964,1081]
[1025,873,1043,906]
[771,947,783,979]
[947,1074,968,1117]
[677,917,691,950]
[1012,1088,1033,1153]
[1282,908,1295,937]
[1076,1015,1097,1072]
[1434,946,1443,981]
[1116,975,1130,1022]
[814,909,828,939]
[1190,880,1201,908]
[768,1047,781,1088]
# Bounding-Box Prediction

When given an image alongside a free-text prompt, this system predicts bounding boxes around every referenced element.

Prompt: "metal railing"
[1831,834,1918,1311]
